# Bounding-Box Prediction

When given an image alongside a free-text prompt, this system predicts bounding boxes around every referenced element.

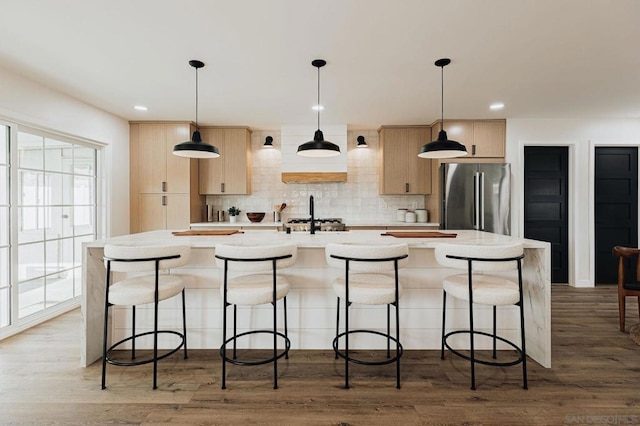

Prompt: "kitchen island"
[82,230,550,367]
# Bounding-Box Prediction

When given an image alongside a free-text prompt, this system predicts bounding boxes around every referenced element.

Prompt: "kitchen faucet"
[309,195,316,234]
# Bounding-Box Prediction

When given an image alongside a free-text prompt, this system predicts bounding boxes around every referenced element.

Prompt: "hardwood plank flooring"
[1,286,639,425]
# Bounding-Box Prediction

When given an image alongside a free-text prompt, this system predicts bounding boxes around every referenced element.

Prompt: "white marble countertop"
[88,229,549,249]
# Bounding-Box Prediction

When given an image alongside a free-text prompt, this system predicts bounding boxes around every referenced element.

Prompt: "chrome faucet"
[309,195,316,234]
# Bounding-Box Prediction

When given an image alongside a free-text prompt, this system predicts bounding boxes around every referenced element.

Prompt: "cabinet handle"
[221,183,225,193]
[405,183,409,193]
[472,144,477,156]
[162,181,167,192]
[162,195,167,206]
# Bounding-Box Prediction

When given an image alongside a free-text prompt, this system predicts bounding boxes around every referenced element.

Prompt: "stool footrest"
[333,330,403,366]
[106,330,185,367]
[443,330,525,367]
[220,330,291,366]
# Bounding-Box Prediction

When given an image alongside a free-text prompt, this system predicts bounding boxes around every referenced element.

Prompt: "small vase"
[229,216,237,223]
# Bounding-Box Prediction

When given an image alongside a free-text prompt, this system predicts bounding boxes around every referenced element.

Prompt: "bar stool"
[435,242,527,390]
[215,243,297,389]
[101,244,191,390]
[325,243,409,389]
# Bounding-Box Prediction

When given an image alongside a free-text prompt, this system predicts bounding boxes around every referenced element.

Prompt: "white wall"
[506,118,640,287]
[0,66,130,236]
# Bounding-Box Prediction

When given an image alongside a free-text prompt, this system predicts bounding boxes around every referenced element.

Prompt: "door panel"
[524,147,569,283]
[594,147,638,284]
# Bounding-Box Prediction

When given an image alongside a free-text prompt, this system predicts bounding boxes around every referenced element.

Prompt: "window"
[0,123,101,336]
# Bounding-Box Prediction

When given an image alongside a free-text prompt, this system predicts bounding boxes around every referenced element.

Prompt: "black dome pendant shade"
[297,59,341,157]
[418,58,468,159]
[173,60,220,159]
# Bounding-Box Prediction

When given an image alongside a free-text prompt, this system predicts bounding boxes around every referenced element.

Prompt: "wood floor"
[1,285,639,425]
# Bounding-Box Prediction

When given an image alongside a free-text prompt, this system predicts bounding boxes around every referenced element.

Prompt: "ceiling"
[1,0,638,130]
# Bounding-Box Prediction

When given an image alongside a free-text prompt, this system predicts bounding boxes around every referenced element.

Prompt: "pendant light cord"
[441,64,444,126]
[195,66,199,128]
[317,65,320,130]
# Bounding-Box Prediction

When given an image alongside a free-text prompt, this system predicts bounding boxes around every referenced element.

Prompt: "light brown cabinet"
[198,127,252,195]
[130,122,203,233]
[378,126,432,195]
[431,119,505,158]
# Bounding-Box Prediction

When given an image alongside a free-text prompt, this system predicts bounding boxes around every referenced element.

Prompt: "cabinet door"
[380,128,410,194]
[407,127,432,194]
[137,124,166,193]
[198,128,225,194]
[441,120,473,153]
[198,128,250,195]
[138,194,166,233]
[379,127,431,195]
[165,124,192,193]
[472,121,505,157]
[165,193,191,230]
[221,129,250,194]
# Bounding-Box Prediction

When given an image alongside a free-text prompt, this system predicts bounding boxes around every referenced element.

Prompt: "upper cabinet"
[378,125,432,195]
[431,119,505,158]
[198,127,252,195]
[130,122,203,233]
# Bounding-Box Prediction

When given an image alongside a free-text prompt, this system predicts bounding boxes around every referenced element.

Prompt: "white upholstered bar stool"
[325,243,409,389]
[435,242,527,390]
[214,244,297,390]
[101,244,191,390]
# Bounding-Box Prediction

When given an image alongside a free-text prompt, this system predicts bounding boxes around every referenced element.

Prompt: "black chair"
[101,244,190,390]
[613,246,640,332]
[215,243,297,389]
[325,242,409,389]
[435,242,527,390]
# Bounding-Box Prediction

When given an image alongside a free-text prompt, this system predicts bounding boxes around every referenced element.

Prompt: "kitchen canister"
[405,211,417,223]
[397,209,408,222]
[415,209,428,223]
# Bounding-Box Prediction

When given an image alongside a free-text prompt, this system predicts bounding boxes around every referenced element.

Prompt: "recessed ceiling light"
[134,105,148,111]
[490,103,504,110]
[312,104,324,111]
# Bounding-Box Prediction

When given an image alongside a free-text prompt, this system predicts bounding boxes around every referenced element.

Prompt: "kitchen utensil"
[280,202,287,211]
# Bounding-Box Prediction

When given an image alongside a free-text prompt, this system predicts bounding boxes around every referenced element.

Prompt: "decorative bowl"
[246,212,266,223]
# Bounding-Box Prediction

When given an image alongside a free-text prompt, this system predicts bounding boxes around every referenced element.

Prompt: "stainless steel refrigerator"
[440,163,511,235]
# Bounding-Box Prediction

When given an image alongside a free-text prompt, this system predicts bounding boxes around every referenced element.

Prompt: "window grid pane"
[16,130,97,320]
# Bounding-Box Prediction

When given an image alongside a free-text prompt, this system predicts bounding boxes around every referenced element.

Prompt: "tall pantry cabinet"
[130,122,204,233]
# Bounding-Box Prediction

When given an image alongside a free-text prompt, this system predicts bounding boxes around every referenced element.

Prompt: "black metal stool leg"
[492,305,497,359]
[131,305,136,360]
[345,297,350,389]
[284,296,289,360]
[273,295,278,389]
[222,302,227,390]
[101,263,111,390]
[152,272,159,390]
[441,290,447,360]
[395,301,401,389]
[335,297,340,360]
[182,289,188,359]
[469,293,476,390]
[387,304,391,359]
[233,304,238,360]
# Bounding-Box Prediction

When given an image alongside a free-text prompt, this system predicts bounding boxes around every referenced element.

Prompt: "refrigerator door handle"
[479,172,485,231]
[473,172,481,230]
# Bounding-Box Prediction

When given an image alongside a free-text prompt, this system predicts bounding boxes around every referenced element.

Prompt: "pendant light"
[418,58,467,159]
[173,60,220,159]
[263,136,274,148]
[356,135,368,148]
[297,59,341,157]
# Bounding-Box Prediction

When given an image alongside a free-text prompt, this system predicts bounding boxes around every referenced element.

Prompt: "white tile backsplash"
[205,129,426,222]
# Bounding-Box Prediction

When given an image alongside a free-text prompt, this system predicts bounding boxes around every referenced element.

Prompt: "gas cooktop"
[285,218,346,232]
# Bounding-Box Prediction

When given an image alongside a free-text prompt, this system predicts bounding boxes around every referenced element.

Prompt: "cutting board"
[172,230,244,236]
[381,231,457,238]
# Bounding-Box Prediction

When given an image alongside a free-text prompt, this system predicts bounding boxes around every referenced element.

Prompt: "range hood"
[281,124,347,183]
